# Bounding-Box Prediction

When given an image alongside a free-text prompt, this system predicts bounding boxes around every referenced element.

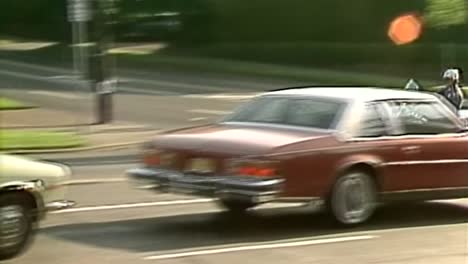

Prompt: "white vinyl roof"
[265,87,437,102]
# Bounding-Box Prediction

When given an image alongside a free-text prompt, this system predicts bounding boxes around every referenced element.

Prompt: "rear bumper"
[126,167,284,204]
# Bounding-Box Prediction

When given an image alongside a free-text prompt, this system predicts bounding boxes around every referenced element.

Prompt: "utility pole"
[68,0,116,125]
[68,0,91,77]
[89,0,116,124]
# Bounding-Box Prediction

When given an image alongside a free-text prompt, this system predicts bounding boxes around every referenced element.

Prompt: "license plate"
[186,158,215,174]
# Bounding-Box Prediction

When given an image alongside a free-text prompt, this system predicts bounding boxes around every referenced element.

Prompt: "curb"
[3,125,159,134]
[0,106,37,111]
[5,140,146,155]
[77,125,160,135]
[64,178,127,185]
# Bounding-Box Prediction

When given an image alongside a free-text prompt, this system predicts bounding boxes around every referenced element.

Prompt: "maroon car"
[127,87,468,225]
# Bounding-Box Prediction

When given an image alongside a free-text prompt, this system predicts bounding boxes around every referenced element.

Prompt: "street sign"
[97,79,117,94]
[67,0,92,22]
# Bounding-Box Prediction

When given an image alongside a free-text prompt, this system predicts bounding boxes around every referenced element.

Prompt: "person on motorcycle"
[438,69,464,111]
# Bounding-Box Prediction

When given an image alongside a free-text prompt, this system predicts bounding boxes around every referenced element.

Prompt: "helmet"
[443,69,459,81]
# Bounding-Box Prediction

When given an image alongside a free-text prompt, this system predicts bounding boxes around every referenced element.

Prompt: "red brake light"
[230,159,278,177]
[142,147,177,167]
[143,153,160,166]
[239,166,257,175]
[142,143,161,166]
[257,168,276,177]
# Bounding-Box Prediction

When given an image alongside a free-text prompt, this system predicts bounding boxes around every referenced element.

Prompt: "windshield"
[223,96,347,130]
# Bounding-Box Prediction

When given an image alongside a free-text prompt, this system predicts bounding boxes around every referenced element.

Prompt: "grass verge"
[0,130,85,150]
[0,97,34,110]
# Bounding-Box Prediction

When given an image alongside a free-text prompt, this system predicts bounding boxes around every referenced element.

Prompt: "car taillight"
[143,150,160,166]
[141,142,161,166]
[228,159,279,177]
[142,144,177,168]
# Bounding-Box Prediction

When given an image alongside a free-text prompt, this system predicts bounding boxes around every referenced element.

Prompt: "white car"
[460,109,468,116]
[0,154,74,260]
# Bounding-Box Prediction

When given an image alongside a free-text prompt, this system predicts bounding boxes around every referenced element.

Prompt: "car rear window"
[223,96,346,129]
[223,97,289,124]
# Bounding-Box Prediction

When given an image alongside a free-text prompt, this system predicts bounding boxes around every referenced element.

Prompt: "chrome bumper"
[45,200,76,211]
[127,168,284,204]
[35,200,75,221]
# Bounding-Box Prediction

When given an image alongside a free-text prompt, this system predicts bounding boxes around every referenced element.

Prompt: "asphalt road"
[2,88,248,129]
[0,58,299,129]
[0,58,299,94]
[6,164,468,264]
[0,58,288,130]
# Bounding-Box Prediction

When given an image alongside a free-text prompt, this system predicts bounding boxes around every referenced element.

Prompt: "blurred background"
[1,0,467,87]
[1,1,468,264]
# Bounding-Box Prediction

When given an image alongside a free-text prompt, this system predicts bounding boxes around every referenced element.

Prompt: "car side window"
[389,101,459,135]
[357,103,388,137]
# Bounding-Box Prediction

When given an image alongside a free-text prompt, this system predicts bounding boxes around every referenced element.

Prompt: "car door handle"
[401,146,421,154]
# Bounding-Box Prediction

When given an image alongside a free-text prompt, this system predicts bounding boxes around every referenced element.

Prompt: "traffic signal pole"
[68,0,90,77]
[90,0,116,124]
[68,0,115,125]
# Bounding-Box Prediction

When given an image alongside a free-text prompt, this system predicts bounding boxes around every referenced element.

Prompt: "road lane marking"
[118,86,179,96]
[28,90,83,99]
[439,198,468,202]
[109,43,167,55]
[64,160,139,166]
[188,109,231,115]
[189,117,208,122]
[51,198,215,214]
[0,69,81,87]
[0,59,69,74]
[48,199,303,215]
[143,235,377,260]
[0,69,49,80]
[45,75,78,80]
[0,42,58,51]
[120,78,238,93]
[64,178,127,185]
[183,93,258,100]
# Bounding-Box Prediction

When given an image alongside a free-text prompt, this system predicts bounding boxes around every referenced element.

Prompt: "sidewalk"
[2,107,89,128]
[1,107,161,154]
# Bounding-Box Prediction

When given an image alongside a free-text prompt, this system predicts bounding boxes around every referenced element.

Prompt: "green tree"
[425,0,467,28]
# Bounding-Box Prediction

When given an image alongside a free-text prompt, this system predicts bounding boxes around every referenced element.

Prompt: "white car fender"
[0,180,46,219]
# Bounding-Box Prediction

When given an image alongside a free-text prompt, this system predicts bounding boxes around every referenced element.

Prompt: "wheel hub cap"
[337,176,374,223]
[0,205,26,248]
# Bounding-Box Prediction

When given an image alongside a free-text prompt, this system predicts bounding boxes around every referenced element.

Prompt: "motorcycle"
[404,79,467,123]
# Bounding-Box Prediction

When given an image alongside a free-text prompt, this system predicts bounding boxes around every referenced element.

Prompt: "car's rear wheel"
[219,199,254,213]
[0,193,34,260]
[329,171,377,225]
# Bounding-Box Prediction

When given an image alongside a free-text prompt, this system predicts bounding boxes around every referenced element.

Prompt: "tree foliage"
[425,0,467,28]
